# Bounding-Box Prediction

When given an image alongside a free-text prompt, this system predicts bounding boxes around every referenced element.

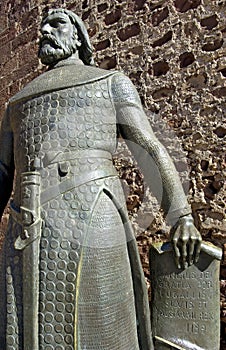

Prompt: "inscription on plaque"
[150,242,222,350]
[159,271,214,333]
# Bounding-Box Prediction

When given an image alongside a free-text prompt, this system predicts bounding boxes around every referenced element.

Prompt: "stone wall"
[0,0,225,347]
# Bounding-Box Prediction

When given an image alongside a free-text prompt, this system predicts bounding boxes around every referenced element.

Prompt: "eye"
[50,18,67,27]
[50,20,59,28]
[57,19,67,24]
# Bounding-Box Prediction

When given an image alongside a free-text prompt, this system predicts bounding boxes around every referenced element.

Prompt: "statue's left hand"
[170,214,202,269]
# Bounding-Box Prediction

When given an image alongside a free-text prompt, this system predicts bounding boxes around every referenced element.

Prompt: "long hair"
[42,9,94,66]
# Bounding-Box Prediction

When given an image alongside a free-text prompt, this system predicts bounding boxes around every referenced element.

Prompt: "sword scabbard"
[14,171,42,350]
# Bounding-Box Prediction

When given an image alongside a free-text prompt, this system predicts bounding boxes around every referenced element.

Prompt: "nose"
[40,23,52,35]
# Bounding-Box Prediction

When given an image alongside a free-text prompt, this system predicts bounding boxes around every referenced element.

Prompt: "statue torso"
[9,67,118,206]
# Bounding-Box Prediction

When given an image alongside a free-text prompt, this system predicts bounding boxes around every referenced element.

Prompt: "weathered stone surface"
[150,241,222,350]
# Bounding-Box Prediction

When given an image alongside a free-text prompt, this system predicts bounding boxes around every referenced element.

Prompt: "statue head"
[38,8,94,66]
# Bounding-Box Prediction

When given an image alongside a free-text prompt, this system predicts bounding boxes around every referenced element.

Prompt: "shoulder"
[110,72,141,105]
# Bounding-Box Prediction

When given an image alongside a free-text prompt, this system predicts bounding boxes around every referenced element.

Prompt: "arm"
[0,106,14,220]
[111,73,201,269]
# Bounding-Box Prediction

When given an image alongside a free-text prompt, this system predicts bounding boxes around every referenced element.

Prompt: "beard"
[38,35,77,65]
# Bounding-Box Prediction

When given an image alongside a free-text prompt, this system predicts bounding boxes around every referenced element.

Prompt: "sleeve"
[111,73,191,225]
[0,105,14,220]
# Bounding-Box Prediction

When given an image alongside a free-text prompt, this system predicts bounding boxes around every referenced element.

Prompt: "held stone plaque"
[150,241,222,350]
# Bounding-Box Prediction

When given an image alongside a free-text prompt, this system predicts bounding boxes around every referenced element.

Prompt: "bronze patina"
[150,241,222,350]
[0,9,202,350]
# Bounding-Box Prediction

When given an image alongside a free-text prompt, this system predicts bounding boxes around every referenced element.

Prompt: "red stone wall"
[0,0,225,347]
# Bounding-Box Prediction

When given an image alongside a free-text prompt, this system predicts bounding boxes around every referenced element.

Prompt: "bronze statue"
[0,8,202,350]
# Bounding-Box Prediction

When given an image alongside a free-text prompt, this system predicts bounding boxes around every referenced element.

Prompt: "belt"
[42,149,112,167]
[40,168,117,205]
[10,167,118,224]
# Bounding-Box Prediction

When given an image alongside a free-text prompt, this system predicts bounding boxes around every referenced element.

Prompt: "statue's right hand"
[170,214,202,269]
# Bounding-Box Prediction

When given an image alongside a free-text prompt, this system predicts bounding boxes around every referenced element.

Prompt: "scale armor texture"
[0,66,189,349]
[1,73,143,350]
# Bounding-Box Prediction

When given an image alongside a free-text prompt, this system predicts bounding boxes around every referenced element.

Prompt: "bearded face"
[38,12,79,66]
[38,33,77,65]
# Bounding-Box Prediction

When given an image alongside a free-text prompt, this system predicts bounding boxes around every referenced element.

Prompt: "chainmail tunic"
[0,63,190,349]
[0,66,152,350]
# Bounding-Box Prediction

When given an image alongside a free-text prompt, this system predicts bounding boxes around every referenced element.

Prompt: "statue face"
[38,12,78,65]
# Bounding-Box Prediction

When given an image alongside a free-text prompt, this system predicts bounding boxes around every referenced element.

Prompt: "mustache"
[39,34,62,49]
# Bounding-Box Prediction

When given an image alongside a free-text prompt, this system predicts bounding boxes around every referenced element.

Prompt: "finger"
[172,238,181,269]
[188,239,195,266]
[175,248,181,269]
[194,237,202,263]
[180,239,188,269]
